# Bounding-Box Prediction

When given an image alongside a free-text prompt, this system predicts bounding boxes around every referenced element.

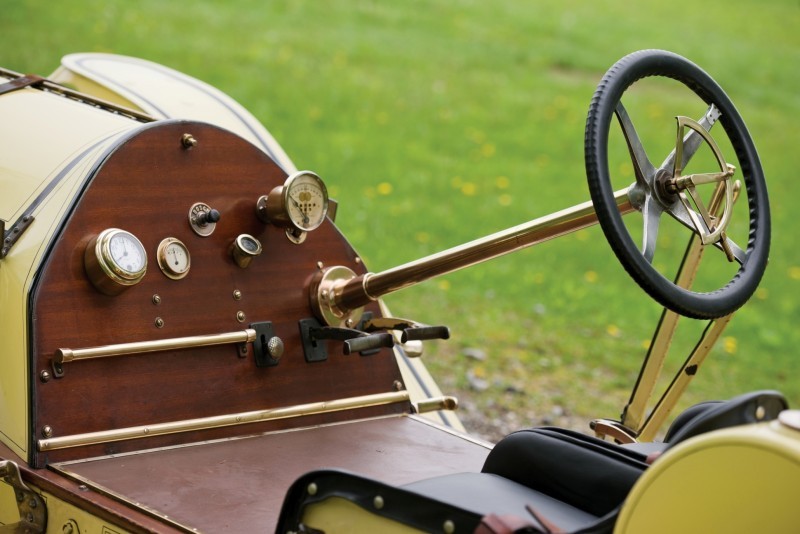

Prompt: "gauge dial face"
[157,238,191,280]
[108,232,147,275]
[85,228,148,295]
[284,171,328,231]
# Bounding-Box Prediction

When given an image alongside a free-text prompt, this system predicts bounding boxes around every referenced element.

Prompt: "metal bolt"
[152,294,162,305]
[373,495,384,510]
[443,520,455,533]
[181,133,198,148]
[40,370,51,383]
[756,405,766,421]
[29,499,37,508]
[155,317,165,328]
[345,318,355,328]
[393,380,405,391]
[233,289,242,301]
[307,482,318,496]
[317,261,324,270]
[42,425,53,438]
[236,311,246,323]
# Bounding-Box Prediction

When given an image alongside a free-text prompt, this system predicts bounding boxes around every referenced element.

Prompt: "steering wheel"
[585,50,770,319]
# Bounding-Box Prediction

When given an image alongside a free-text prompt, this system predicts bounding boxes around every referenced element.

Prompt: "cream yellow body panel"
[302,497,425,534]
[615,413,800,533]
[50,53,298,173]
[0,80,141,459]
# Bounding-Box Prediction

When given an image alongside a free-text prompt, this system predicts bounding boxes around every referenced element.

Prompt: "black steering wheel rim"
[585,49,770,319]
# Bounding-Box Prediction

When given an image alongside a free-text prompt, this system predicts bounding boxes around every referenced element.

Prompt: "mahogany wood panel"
[31,121,407,466]
[57,416,491,532]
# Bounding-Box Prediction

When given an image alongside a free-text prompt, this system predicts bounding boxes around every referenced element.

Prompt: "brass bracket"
[0,460,47,533]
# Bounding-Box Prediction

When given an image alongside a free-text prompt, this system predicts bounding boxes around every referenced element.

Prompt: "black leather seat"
[276,390,788,534]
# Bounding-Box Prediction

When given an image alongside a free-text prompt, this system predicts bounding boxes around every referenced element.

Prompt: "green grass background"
[2,0,798,436]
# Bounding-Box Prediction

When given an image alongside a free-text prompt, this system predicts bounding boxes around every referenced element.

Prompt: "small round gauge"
[256,171,329,234]
[157,237,191,280]
[85,228,148,295]
[232,234,262,268]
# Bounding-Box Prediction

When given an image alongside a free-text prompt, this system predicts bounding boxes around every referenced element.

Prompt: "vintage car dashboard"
[21,113,409,467]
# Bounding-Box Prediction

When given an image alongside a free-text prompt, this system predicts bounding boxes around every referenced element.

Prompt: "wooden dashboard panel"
[30,121,406,466]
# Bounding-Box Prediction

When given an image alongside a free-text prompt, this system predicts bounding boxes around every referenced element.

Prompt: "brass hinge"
[1,215,34,260]
[0,460,47,533]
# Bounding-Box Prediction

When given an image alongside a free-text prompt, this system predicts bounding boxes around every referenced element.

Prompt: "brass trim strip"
[38,391,410,451]
[55,328,257,363]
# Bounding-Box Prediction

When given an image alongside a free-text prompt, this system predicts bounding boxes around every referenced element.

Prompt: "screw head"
[42,425,53,438]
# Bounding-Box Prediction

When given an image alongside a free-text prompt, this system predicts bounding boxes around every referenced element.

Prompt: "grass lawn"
[3,0,798,438]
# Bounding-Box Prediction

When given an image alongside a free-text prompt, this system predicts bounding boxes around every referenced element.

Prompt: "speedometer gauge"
[85,228,148,295]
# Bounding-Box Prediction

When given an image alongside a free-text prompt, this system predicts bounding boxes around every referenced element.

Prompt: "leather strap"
[0,74,45,96]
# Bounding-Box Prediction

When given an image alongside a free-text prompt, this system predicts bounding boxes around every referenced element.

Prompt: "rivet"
[40,370,51,383]
[236,311,246,323]
[78,485,88,492]
[317,261,324,270]
[755,405,766,421]
[155,317,165,328]
[152,294,161,305]
[181,133,198,148]
[345,318,355,328]
[373,495,384,510]
[355,257,362,264]
[233,289,242,300]
[29,499,37,508]
[307,483,318,496]
[393,380,404,391]
[42,425,53,438]
[443,519,455,533]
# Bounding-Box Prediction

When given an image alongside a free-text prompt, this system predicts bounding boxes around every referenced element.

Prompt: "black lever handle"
[344,333,394,355]
[401,325,451,343]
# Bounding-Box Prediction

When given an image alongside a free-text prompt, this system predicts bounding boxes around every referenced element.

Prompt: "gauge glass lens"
[157,238,191,279]
[108,232,147,275]
[285,172,328,231]
[241,236,259,253]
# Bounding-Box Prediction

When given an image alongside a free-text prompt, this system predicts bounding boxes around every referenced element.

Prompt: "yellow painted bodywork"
[50,53,298,173]
[302,496,425,534]
[0,482,132,533]
[0,80,140,460]
[615,416,800,533]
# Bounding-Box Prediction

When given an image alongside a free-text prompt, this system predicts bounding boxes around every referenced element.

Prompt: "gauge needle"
[289,195,310,224]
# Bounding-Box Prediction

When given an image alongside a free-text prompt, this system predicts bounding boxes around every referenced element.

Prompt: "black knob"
[197,209,221,226]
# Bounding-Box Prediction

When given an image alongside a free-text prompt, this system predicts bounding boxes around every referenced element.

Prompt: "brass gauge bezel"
[157,237,191,280]
[85,228,148,295]
[256,170,329,234]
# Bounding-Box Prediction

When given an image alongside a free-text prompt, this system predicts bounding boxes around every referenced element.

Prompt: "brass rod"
[55,329,257,363]
[637,314,733,441]
[338,189,633,312]
[38,391,411,451]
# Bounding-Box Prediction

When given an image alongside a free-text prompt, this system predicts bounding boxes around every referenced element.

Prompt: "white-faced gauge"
[85,228,148,295]
[157,237,191,280]
[256,171,329,236]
